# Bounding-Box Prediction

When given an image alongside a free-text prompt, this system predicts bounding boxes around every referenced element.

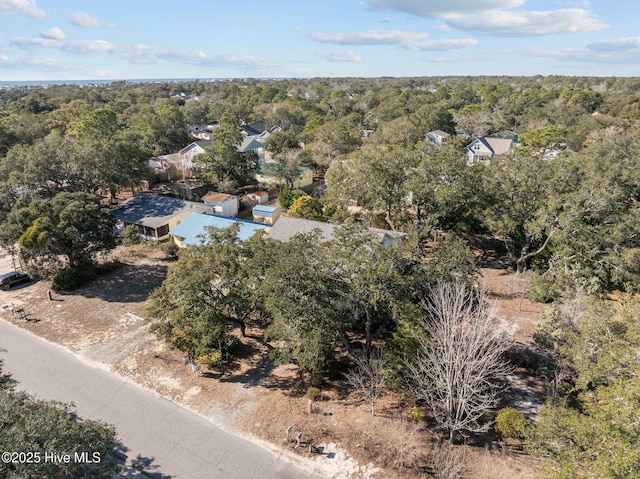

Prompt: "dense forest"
[2,76,640,477]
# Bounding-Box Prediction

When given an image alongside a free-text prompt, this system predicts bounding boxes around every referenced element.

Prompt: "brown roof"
[202,191,233,204]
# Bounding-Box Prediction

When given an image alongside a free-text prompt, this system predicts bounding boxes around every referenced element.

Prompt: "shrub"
[120,225,140,246]
[52,264,97,291]
[407,406,425,423]
[159,239,179,260]
[495,407,528,440]
[529,272,557,303]
[196,350,222,368]
[305,387,321,402]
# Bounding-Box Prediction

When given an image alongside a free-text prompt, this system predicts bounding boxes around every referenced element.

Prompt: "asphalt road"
[0,319,323,479]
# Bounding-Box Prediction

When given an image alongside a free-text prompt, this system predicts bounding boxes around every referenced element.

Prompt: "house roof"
[238,137,265,153]
[112,194,211,229]
[248,191,268,198]
[488,130,518,140]
[266,216,336,242]
[169,212,267,245]
[484,137,514,155]
[467,136,514,156]
[202,191,235,204]
[428,130,451,138]
[153,152,182,166]
[252,205,277,216]
[180,140,211,155]
[241,122,267,136]
[265,216,403,245]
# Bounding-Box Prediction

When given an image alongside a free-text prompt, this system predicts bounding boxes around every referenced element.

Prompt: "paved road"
[0,319,323,479]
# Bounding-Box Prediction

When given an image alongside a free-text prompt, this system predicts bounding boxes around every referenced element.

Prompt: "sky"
[0,0,639,81]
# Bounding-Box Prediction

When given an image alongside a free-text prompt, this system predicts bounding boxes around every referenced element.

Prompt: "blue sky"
[0,0,638,81]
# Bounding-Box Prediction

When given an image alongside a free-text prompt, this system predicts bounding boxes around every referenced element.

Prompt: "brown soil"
[0,246,547,479]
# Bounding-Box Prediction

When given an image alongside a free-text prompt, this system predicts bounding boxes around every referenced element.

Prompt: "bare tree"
[430,442,468,479]
[344,347,390,417]
[405,282,513,443]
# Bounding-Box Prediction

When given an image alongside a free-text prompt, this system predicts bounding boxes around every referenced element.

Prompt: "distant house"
[112,194,215,240]
[238,136,267,162]
[188,123,218,140]
[201,192,239,217]
[252,205,281,225]
[169,212,267,247]
[148,140,210,181]
[426,130,451,147]
[247,191,269,205]
[241,122,277,142]
[256,163,313,189]
[151,131,268,181]
[266,216,403,245]
[179,140,211,177]
[148,157,171,175]
[467,131,518,164]
[170,91,199,102]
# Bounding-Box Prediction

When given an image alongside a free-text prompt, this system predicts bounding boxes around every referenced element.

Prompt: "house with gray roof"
[426,130,451,147]
[265,216,402,245]
[112,194,215,240]
[466,131,518,164]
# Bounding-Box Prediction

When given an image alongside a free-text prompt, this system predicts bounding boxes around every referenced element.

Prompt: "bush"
[52,264,97,291]
[407,406,425,423]
[196,350,222,368]
[495,407,528,440]
[305,386,321,402]
[159,239,179,260]
[529,272,559,303]
[278,187,304,210]
[120,225,140,246]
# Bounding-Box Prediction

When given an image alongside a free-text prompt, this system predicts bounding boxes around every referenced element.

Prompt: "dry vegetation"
[0,245,547,478]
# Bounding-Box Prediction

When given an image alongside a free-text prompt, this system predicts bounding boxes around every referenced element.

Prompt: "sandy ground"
[0,247,546,479]
[0,248,380,479]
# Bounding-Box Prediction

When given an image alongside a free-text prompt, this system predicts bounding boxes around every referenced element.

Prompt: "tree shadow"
[106,441,172,478]
[210,337,272,384]
[68,263,168,303]
[126,454,173,478]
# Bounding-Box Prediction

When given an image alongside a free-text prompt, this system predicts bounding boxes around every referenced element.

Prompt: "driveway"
[0,319,323,479]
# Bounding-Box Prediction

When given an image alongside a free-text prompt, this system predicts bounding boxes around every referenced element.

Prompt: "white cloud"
[62,40,116,54]
[312,29,428,46]
[368,0,523,17]
[41,27,65,41]
[9,32,277,72]
[317,49,363,62]
[312,29,476,52]
[587,36,640,53]
[11,36,59,49]
[12,36,116,54]
[508,38,640,66]
[0,54,80,71]
[70,11,114,28]
[366,0,607,37]
[445,8,607,36]
[0,0,46,19]
[409,38,477,51]
[120,44,276,70]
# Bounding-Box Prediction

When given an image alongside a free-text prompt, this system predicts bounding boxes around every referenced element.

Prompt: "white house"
[467,131,518,164]
[201,191,239,217]
[426,130,451,147]
[247,191,269,205]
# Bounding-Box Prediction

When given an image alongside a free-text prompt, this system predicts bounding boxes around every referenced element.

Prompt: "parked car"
[0,271,31,290]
